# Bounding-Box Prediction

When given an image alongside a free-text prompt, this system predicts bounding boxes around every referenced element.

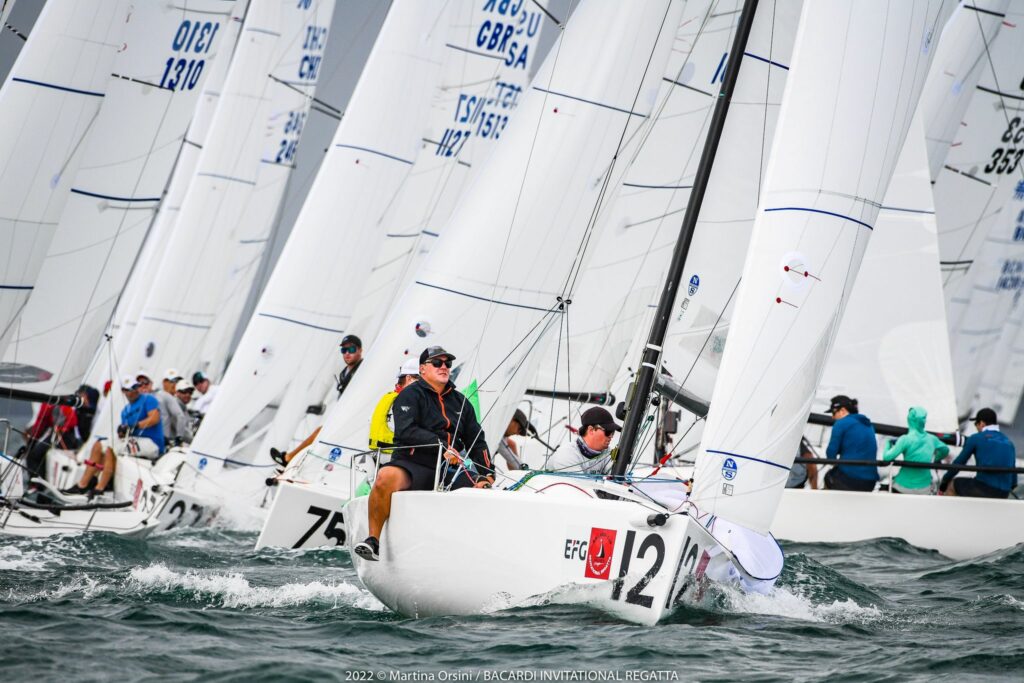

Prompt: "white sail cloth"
[817,117,959,431]
[186,0,455,474]
[119,0,336,388]
[0,0,237,396]
[0,0,131,362]
[692,0,953,534]
[302,0,685,471]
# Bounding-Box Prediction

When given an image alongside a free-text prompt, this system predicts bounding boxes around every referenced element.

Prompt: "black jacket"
[336,359,362,397]
[391,379,491,479]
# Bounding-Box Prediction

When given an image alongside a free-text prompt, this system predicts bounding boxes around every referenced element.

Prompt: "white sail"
[302,0,685,471]
[186,0,455,474]
[344,1,548,345]
[118,0,336,387]
[95,5,248,388]
[817,116,959,431]
[920,1,1010,179]
[0,0,131,360]
[692,0,952,534]
[0,0,237,395]
[256,0,551,460]
[933,5,1024,317]
[986,293,1024,420]
[950,182,1024,412]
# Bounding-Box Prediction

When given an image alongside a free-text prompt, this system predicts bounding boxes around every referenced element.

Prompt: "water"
[1,529,1022,682]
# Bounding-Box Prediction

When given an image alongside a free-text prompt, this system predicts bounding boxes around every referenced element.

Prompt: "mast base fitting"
[646,513,669,527]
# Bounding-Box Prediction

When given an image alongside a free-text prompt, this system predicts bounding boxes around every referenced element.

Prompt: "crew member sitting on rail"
[354,346,492,562]
[881,406,949,494]
[62,376,165,497]
[21,401,79,499]
[939,408,1017,499]
[495,409,531,470]
[191,371,219,416]
[155,368,191,446]
[368,358,420,452]
[823,395,879,492]
[544,406,621,474]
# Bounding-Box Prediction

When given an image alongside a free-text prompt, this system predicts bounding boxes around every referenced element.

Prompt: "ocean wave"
[0,545,49,572]
[719,584,883,624]
[126,563,384,611]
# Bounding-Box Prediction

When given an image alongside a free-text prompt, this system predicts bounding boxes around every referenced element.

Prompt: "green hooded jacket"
[882,406,949,491]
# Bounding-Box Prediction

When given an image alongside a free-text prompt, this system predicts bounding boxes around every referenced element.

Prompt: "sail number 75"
[293,505,345,548]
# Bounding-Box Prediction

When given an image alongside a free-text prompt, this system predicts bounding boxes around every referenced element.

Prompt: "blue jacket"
[121,393,165,453]
[940,429,1017,493]
[826,413,878,481]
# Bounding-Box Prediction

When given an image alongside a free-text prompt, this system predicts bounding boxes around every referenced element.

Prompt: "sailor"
[786,437,819,489]
[191,371,219,415]
[544,406,621,474]
[268,332,366,467]
[368,357,420,452]
[174,379,198,440]
[135,371,155,394]
[21,401,79,497]
[154,368,190,446]
[337,334,363,398]
[822,395,879,492]
[63,376,164,497]
[881,406,949,494]
[75,384,100,442]
[495,409,531,470]
[939,408,1018,498]
[354,346,492,562]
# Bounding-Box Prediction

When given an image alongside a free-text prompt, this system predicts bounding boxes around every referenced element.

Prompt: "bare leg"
[94,447,116,491]
[76,440,106,487]
[285,427,321,464]
[944,480,957,497]
[368,466,411,539]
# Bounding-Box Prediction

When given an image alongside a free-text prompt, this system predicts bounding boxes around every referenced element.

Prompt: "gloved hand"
[117,424,128,439]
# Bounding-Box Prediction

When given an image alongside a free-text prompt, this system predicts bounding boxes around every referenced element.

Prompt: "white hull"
[0,448,218,538]
[255,480,350,550]
[345,476,780,626]
[772,488,1024,560]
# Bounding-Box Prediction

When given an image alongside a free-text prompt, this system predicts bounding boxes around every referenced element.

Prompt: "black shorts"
[952,478,1009,499]
[382,457,475,492]
[824,468,877,492]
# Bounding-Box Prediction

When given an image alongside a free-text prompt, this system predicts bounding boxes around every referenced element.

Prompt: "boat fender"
[647,513,668,527]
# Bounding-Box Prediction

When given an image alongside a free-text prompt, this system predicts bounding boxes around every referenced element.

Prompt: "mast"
[611,0,758,476]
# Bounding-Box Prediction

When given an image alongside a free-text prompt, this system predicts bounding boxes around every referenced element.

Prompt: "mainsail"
[0,0,237,395]
[187,0,455,474]
[692,0,952,534]
[302,0,685,469]
[0,0,131,361]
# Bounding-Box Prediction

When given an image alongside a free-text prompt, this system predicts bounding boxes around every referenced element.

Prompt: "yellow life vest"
[368,390,399,452]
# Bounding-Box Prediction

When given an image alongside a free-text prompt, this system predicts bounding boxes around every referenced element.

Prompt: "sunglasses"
[340,346,359,354]
[596,426,616,436]
[428,358,453,369]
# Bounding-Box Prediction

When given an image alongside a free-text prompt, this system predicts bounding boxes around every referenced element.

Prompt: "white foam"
[127,563,385,610]
[0,546,43,571]
[13,574,109,602]
[721,584,882,624]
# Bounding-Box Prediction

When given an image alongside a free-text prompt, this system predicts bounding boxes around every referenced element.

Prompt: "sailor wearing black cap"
[823,395,879,492]
[545,406,621,474]
[354,346,492,562]
[940,408,1018,498]
[336,334,363,397]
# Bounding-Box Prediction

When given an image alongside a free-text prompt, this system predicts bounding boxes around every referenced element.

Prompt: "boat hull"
[772,488,1024,559]
[345,487,739,626]
[255,479,350,549]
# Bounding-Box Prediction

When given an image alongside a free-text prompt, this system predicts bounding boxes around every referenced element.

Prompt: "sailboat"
[338,0,953,624]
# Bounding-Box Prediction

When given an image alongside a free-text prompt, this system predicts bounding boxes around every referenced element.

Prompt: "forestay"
[693,0,953,534]
[119,0,336,387]
[818,116,959,431]
[0,0,131,362]
[304,0,685,471]
[187,0,453,475]
[0,0,236,395]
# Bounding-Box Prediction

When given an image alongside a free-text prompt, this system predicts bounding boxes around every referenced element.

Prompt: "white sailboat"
[0,0,132,361]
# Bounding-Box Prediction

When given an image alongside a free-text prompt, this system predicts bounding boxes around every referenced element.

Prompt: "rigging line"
[561,2,680,299]
[678,276,740,390]
[267,73,341,114]
[548,300,565,442]
[531,0,564,28]
[3,22,26,41]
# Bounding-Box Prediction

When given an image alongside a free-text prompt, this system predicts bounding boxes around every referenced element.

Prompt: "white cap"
[121,375,142,391]
[164,367,183,382]
[398,357,420,379]
[175,379,194,392]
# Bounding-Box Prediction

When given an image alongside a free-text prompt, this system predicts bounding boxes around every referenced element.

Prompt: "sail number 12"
[159,20,220,92]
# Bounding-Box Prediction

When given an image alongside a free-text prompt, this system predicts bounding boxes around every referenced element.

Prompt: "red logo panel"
[585,527,617,580]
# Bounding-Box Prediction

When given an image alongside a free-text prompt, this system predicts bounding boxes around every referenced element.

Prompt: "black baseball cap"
[969,407,997,425]
[829,395,857,414]
[340,334,362,349]
[419,346,455,364]
[192,371,209,385]
[580,406,621,432]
